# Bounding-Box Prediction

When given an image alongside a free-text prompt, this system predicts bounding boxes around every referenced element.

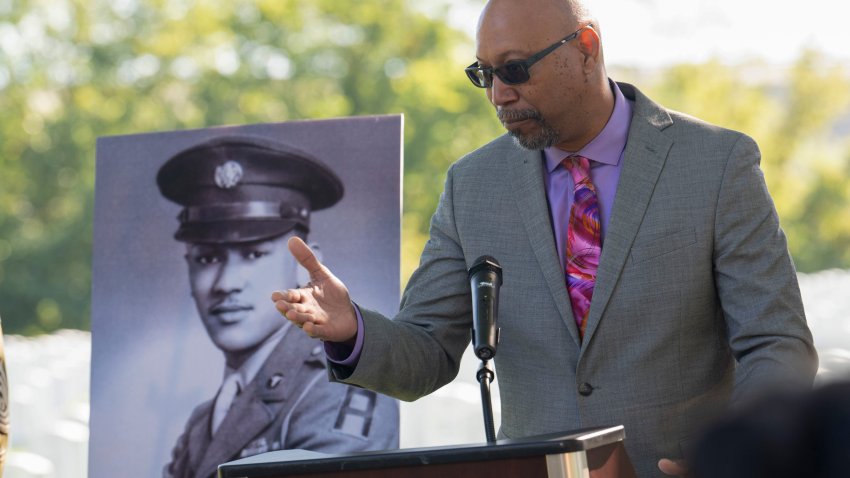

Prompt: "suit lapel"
[194,331,308,478]
[511,146,581,347]
[182,402,213,477]
[195,393,274,478]
[581,84,674,351]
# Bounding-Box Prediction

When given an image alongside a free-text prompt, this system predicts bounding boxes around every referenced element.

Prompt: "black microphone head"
[468,255,502,282]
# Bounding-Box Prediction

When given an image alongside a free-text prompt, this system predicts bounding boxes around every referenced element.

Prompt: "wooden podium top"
[218,425,627,478]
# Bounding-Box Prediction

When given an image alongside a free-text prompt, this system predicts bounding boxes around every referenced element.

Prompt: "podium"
[218,425,635,478]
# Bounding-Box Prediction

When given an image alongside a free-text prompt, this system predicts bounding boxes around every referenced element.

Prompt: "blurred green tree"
[0,0,502,334]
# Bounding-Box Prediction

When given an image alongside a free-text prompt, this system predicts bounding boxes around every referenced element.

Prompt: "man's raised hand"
[271,236,358,343]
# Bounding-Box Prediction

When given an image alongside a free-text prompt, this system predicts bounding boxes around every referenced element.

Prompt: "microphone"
[468,255,502,361]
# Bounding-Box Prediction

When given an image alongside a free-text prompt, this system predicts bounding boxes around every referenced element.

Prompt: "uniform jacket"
[165,326,399,478]
[334,83,817,478]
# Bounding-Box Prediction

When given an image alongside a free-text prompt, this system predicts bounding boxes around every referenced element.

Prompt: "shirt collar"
[544,79,631,172]
[222,322,290,387]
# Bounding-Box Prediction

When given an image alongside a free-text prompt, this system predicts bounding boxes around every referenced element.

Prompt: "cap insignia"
[214,160,243,189]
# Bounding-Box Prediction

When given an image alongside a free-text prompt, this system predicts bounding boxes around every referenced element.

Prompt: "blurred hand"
[271,236,358,342]
[658,458,690,477]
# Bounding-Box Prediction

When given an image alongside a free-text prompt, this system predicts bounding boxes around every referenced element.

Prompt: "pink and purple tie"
[563,155,601,340]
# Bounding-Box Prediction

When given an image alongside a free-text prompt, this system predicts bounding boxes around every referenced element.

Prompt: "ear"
[576,26,601,73]
[296,242,322,286]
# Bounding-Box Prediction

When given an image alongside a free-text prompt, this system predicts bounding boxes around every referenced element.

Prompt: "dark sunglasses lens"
[497,62,530,85]
[466,68,491,88]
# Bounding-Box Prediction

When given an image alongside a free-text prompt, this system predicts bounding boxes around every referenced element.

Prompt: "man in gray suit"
[158,135,398,478]
[272,1,817,476]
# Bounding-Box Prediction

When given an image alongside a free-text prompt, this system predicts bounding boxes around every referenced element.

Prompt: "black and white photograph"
[88,116,402,478]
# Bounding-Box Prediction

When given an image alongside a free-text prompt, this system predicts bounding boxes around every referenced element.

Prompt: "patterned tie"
[211,373,242,434]
[563,155,601,339]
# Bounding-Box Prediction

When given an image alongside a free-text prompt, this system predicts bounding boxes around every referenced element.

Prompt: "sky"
[447,0,850,68]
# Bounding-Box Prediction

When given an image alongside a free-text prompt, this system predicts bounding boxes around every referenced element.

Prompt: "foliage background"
[1,0,849,336]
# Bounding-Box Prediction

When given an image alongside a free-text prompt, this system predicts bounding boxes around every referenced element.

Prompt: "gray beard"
[498,108,560,150]
[509,123,560,150]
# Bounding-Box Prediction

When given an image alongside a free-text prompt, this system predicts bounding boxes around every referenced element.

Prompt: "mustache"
[497,108,543,123]
[210,298,254,313]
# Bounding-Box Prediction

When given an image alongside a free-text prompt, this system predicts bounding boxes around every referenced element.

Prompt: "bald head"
[477,0,594,46]
[473,0,613,152]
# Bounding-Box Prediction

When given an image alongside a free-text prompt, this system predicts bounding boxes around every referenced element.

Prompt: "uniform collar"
[222,322,291,387]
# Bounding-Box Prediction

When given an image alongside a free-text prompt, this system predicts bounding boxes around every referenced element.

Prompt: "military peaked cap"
[156,134,343,243]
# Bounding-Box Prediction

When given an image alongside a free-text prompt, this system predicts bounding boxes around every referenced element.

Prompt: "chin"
[212,334,259,353]
[510,132,557,151]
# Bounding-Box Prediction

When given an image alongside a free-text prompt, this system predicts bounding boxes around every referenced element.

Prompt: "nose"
[213,256,247,294]
[487,75,519,107]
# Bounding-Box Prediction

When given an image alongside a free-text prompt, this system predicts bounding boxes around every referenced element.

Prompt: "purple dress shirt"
[544,81,632,269]
[327,81,633,365]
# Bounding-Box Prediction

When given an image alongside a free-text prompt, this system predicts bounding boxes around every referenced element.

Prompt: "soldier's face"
[185,233,298,359]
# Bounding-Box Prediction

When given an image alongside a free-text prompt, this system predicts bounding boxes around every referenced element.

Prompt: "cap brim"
[174,219,303,244]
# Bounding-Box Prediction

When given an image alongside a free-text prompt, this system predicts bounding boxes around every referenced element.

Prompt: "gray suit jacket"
[336,83,817,478]
[165,326,399,478]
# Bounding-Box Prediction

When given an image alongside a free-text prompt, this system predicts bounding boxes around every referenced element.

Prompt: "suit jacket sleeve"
[713,133,818,400]
[330,162,474,401]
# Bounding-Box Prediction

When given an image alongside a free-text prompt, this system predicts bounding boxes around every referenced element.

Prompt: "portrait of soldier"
[155,134,399,478]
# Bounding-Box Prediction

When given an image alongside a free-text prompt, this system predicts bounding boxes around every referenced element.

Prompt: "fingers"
[271,289,302,303]
[273,295,309,319]
[282,307,315,323]
[301,321,319,338]
[281,310,321,340]
[271,291,301,320]
[287,236,326,278]
[271,281,325,338]
[275,301,313,332]
[273,294,323,326]
[657,458,689,477]
[272,291,303,323]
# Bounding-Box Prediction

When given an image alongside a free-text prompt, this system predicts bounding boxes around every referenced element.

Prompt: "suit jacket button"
[578,383,593,396]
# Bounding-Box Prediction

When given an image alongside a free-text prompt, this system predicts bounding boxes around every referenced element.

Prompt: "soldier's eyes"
[195,254,221,265]
[245,250,269,260]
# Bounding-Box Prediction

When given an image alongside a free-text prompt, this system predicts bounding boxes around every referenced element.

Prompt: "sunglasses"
[465,24,592,88]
